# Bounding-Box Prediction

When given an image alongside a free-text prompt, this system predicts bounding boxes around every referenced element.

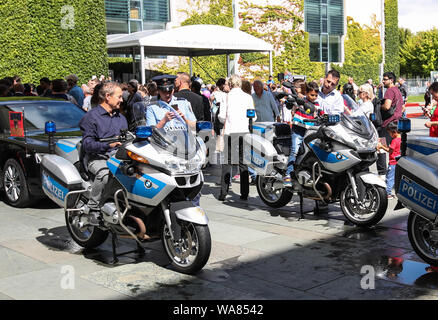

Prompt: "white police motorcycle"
[395,118,438,266]
[245,94,388,227]
[40,113,212,274]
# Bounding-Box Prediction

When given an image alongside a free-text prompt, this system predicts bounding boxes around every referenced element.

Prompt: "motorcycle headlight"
[164,154,203,174]
[323,128,357,150]
[354,132,378,150]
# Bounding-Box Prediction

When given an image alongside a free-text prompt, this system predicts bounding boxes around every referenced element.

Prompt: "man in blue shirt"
[146,75,196,131]
[66,74,85,108]
[79,81,127,225]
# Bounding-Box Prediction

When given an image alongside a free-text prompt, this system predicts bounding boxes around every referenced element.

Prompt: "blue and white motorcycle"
[39,114,211,274]
[245,95,388,227]
[395,119,438,265]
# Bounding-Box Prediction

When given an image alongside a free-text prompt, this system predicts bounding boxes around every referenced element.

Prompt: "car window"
[0,102,84,132]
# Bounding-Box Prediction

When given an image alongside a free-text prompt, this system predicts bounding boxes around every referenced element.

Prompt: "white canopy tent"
[107,24,274,84]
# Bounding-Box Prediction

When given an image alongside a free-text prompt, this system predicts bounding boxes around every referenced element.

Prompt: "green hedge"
[0,0,108,85]
[384,0,400,76]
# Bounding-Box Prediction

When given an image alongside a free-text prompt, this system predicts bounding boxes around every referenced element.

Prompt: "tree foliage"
[400,29,438,77]
[384,0,400,75]
[334,17,382,85]
[0,0,108,84]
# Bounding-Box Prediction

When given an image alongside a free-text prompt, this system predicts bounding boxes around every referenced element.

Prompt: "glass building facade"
[105,0,170,34]
[304,0,344,63]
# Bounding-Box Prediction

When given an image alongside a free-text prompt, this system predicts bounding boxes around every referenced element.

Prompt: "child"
[424,82,438,137]
[377,121,401,198]
[283,81,319,187]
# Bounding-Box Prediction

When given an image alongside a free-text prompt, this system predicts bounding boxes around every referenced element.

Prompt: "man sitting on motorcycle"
[145,75,197,131]
[79,82,128,225]
[284,81,319,187]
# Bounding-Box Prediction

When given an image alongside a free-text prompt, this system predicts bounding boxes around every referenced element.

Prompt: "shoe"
[283,176,293,188]
[232,174,240,182]
[240,195,248,200]
[387,194,395,199]
[218,194,226,201]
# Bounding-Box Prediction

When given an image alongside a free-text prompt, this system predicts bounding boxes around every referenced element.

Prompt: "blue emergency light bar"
[45,121,56,134]
[196,121,212,132]
[398,118,411,133]
[135,126,153,138]
[328,114,340,125]
[247,109,256,118]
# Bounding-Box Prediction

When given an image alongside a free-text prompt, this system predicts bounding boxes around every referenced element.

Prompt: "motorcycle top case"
[395,137,438,220]
[41,154,83,207]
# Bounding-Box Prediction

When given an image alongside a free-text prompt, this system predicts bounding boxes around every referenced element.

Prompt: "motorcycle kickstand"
[110,231,119,265]
[299,192,305,221]
[136,241,145,257]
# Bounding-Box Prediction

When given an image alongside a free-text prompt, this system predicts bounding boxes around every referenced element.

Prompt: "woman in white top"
[218,75,256,201]
[358,83,375,117]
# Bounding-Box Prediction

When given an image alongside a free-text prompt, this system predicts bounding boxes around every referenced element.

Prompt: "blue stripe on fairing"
[107,157,166,199]
[57,142,76,154]
[253,126,266,134]
[408,144,438,156]
[309,142,348,164]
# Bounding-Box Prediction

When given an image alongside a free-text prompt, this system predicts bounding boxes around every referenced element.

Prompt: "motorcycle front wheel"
[408,212,438,266]
[161,221,211,275]
[256,175,293,208]
[340,184,387,227]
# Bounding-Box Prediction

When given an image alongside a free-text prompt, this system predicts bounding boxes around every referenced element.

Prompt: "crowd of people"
[2,68,436,202]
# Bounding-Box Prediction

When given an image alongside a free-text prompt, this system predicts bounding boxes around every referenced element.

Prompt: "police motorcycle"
[394,119,438,266]
[39,110,212,274]
[244,88,388,227]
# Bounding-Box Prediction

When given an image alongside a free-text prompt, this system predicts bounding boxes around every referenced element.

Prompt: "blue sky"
[346,0,438,33]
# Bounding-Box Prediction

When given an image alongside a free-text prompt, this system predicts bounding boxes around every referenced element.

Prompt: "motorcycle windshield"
[340,94,375,139]
[132,98,198,158]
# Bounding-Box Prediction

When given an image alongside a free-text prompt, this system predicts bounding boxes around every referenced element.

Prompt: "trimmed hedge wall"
[384,0,400,76]
[0,0,108,84]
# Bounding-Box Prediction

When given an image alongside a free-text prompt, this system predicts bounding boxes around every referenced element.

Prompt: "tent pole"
[140,45,145,85]
[189,57,193,77]
[132,47,136,80]
[269,51,273,77]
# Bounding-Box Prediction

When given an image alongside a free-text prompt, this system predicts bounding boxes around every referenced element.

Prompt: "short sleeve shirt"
[382,86,403,128]
[389,137,401,165]
[146,95,196,130]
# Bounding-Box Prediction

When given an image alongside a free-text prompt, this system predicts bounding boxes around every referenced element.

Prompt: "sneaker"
[387,194,395,199]
[283,176,293,188]
[232,174,240,182]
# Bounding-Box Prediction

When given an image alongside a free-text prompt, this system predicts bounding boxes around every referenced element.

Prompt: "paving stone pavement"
[0,118,436,301]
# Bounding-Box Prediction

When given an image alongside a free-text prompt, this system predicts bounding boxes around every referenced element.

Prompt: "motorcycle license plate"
[398,175,438,215]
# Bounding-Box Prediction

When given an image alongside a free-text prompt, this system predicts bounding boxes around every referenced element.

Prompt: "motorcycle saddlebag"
[41,154,83,207]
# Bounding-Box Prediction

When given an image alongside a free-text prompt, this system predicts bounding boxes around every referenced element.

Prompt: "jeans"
[286,130,305,176]
[386,164,396,195]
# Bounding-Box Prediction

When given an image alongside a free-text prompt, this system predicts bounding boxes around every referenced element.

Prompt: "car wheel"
[2,159,31,207]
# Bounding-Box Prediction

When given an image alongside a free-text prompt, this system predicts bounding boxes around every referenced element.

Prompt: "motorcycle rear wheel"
[161,221,211,275]
[65,209,108,249]
[340,184,387,227]
[408,212,438,266]
[256,175,293,208]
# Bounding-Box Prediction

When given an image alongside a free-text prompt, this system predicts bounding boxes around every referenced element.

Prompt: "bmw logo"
[336,153,343,160]
[144,180,153,189]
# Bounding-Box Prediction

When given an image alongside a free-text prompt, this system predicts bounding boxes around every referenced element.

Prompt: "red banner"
[9,112,24,137]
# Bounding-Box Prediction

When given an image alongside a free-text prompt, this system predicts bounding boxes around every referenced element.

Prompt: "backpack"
[372,97,383,128]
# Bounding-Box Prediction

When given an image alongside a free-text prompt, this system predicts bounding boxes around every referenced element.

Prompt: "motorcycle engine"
[101,202,120,224]
[297,170,313,187]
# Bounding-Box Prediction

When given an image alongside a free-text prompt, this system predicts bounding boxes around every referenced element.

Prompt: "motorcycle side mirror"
[135,126,153,139]
[247,109,256,118]
[327,114,340,125]
[398,118,411,133]
[196,121,212,133]
[369,113,376,122]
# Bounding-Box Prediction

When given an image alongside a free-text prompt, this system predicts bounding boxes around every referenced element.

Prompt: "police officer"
[146,75,196,131]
